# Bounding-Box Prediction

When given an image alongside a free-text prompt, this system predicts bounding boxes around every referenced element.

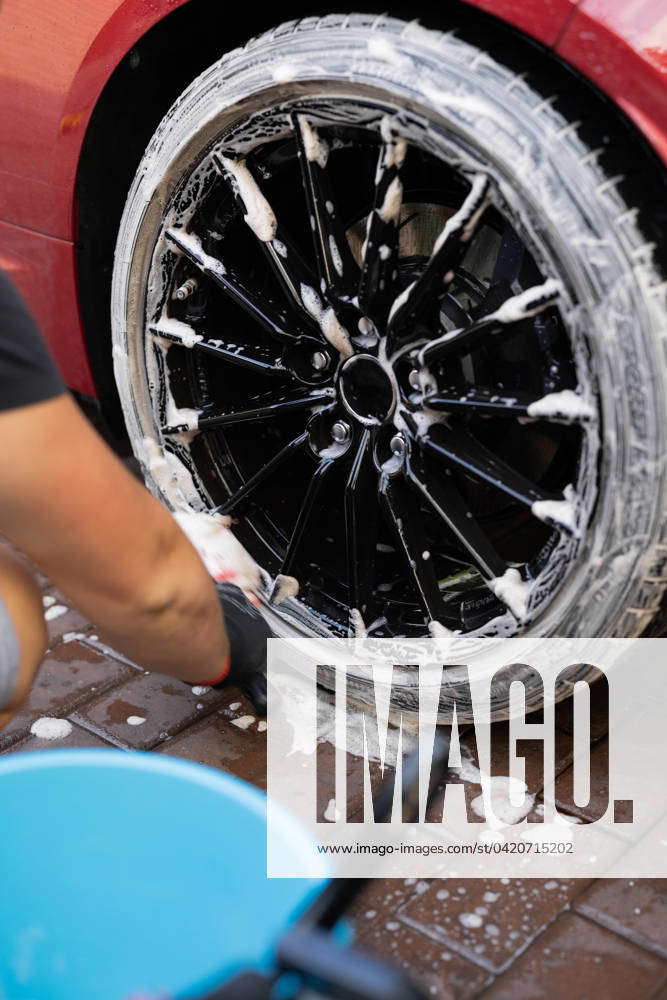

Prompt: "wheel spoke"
[388,174,491,335]
[217,432,308,515]
[163,389,334,434]
[358,122,407,323]
[424,390,536,419]
[281,457,336,576]
[379,472,457,625]
[291,113,360,296]
[405,454,506,581]
[212,152,326,328]
[422,425,565,513]
[165,227,312,342]
[418,278,561,366]
[150,320,289,376]
[344,430,379,618]
[423,387,593,423]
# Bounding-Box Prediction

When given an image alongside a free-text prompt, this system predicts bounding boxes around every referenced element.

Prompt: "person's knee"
[0,545,47,720]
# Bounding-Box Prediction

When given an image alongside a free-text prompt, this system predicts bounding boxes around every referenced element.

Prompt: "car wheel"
[111,14,667,717]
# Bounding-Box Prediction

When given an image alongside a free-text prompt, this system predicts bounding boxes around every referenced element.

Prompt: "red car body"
[1,0,665,401]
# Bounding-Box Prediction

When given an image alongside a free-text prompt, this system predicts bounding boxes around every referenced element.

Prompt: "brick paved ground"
[3,551,667,998]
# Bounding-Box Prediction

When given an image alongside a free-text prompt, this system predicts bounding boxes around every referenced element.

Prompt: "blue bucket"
[0,750,328,999]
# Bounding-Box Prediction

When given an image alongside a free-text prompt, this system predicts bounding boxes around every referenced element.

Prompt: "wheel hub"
[339,353,397,425]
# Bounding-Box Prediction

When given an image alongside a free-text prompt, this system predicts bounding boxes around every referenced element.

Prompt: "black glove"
[214,582,272,715]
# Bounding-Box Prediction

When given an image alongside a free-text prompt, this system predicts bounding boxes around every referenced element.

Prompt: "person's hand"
[211,582,272,715]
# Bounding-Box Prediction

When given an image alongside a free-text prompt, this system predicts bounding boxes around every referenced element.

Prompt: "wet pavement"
[3,560,667,998]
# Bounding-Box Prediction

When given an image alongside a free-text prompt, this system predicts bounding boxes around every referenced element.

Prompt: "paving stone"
[349,877,431,929]
[72,670,227,749]
[574,879,667,959]
[7,722,116,754]
[42,590,92,645]
[554,679,609,743]
[158,693,266,786]
[425,723,572,835]
[315,739,387,822]
[0,641,134,750]
[480,913,667,999]
[552,738,623,824]
[400,877,587,973]
[357,915,491,999]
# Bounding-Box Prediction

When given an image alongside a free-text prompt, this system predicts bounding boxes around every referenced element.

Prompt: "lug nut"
[390,433,406,457]
[409,368,421,390]
[173,277,198,301]
[332,421,351,444]
[311,351,328,371]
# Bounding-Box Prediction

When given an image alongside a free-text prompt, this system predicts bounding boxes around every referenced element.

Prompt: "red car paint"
[558,0,667,165]
[0,0,664,397]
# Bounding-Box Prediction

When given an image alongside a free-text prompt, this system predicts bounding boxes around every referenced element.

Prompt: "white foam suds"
[63,632,88,643]
[173,509,262,592]
[272,62,297,83]
[471,775,535,826]
[165,398,200,435]
[191,686,211,696]
[379,116,408,168]
[299,118,329,168]
[231,715,255,730]
[489,568,530,621]
[273,239,288,258]
[493,279,561,324]
[388,281,416,323]
[429,620,455,638]
[30,717,72,740]
[44,604,67,621]
[229,702,241,711]
[258,720,267,733]
[367,35,410,68]
[140,437,201,509]
[217,155,277,243]
[42,595,55,608]
[300,283,353,357]
[329,235,343,276]
[356,316,378,347]
[532,484,579,536]
[167,230,226,279]
[420,85,496,120]
[527,389,594,423]
[300,283,323,320]
[324,798,341,822]
[349,608,368,638]
[323,309,353,358]
[459,912,483,929]
[153,316,202,349]
[378,176,403,225]
[521,811,580,845]
[127,716,146,726]
[432,174,490,254]
[271,574,299,604]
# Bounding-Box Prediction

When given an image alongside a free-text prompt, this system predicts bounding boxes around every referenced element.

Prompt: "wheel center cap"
[339,353,397,425]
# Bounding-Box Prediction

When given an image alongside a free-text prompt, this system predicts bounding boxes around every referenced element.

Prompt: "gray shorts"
[0,597,19,710]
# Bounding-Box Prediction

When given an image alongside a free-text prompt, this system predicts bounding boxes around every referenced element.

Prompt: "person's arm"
[0,393,229,684]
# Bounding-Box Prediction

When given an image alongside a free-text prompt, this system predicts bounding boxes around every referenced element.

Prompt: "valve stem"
[173,277,198,301]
